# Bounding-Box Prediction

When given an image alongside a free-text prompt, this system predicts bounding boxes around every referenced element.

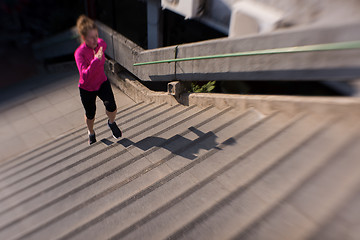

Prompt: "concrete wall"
[174,23,360,81]
[98,20,360,82]
[96,23,115,59]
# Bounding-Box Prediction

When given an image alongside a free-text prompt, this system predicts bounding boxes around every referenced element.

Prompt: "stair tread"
[0,102,185,189]
[0,101,149,180]
[29,111,291,240]
[0,87,360,240]
[105,113,332,240]
[169,118,360,240]
[0,108,262,239]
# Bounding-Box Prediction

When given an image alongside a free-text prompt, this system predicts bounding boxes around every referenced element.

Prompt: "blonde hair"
[76,15,97,37]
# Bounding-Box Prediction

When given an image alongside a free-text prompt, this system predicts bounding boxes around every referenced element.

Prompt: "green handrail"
[133,40,360,66]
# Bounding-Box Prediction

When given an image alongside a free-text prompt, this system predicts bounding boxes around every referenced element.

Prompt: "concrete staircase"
[1,83,360,239]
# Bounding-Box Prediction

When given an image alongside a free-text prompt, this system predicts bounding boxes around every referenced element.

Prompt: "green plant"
[190,81,216,93]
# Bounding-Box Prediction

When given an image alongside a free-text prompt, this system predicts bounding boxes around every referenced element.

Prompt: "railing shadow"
[115,127,236,160]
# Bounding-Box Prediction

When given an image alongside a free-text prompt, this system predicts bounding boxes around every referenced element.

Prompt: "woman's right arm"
[75,52,101,82]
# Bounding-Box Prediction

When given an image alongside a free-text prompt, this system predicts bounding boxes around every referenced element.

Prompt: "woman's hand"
[94,46,103,60]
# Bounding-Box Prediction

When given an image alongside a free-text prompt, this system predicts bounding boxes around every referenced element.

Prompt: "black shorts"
[79,80,117,120]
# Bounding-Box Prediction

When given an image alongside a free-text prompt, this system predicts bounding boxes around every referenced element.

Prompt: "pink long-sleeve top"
[74,38,107,91]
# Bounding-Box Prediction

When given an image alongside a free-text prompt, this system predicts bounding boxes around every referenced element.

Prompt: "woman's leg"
[79,88,97,134]
[106,109,116,124]
[98,80,122,138]
[98,80,118,123]
[86,117,95,134]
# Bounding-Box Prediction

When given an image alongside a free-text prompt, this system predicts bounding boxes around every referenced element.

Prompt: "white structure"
[161,0,206,19]
[148,0,360,47]
[229,1,283,37]
[160,0,283,37]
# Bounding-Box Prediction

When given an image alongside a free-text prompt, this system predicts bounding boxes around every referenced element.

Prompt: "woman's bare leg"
[106,110,117,123]
[86,116,95,134]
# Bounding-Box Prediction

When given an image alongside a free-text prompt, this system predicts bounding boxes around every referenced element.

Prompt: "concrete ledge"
[107,70,179,107]
[106,67,360,117]
[180,92,360,116]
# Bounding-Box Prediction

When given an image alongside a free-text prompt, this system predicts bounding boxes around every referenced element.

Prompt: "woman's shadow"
[111,127,236,160]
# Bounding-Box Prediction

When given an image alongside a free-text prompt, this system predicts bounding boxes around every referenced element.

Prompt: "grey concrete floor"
[0,68,135,162]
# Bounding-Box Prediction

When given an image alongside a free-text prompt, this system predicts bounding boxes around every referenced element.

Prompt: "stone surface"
[1,68,360,240]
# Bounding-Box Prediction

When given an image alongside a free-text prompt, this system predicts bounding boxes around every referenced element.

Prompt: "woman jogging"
[75,15,122,145]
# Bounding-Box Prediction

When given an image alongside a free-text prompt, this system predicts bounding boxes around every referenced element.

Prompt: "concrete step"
[0,71,136,162]
[0,102,238,238]
[237,132,360,240]
[106,113,331,240]
[309,174,360,240]
[42,111,292,240]
[0,100,147,182]
[1,82,360,240]
[0,107,263,239]
[168,118,359,240]
[0,101,158,201]
[0,98,142,170]
[0,102,201,221]
[0,100,186,185]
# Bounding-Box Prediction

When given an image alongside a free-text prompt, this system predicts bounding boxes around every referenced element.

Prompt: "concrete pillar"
[168,81,186,98]
[147,0,163,49]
